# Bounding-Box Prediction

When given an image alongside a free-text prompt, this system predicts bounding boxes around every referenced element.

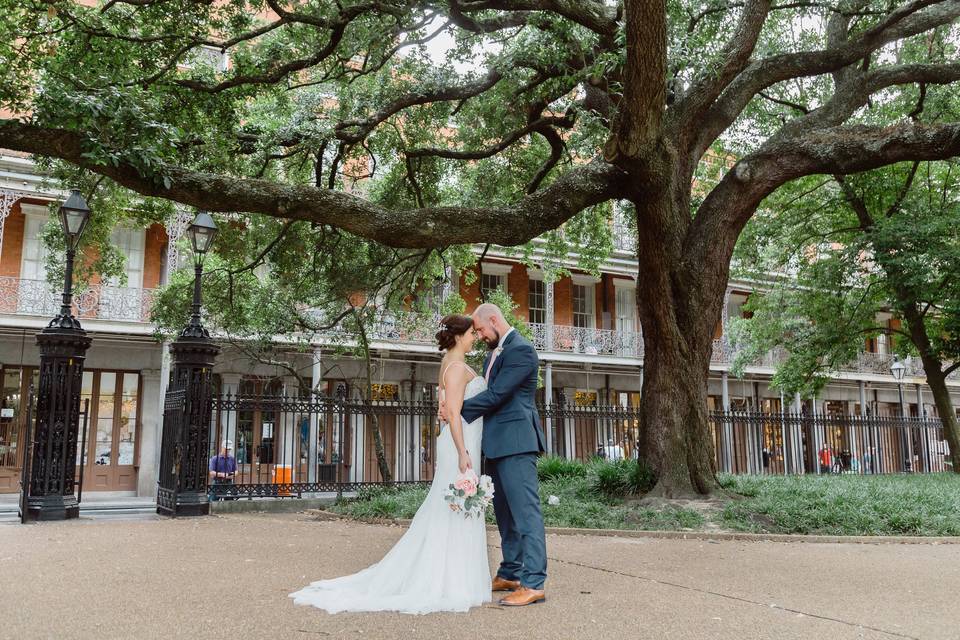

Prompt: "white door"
[18,215,57,315]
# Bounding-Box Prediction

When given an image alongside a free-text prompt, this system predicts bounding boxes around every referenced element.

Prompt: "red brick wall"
[460,267,481,313]
[509,263,529,321]
[143,223,167,289]
[0,203,25,278]
[554,277,572,326]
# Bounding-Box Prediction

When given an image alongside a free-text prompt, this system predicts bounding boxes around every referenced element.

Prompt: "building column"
[545,278,555,352]
[791,392,803,474]
[721,287,732,334]
[544,362,554,456]
[563,387,576,461]
[916,383,928,472]
[720,371,732,473]
[350,386,365,483]
[410,381,423,483]
[275,377,300,484]
[136,369,163,497]
[811,392,823,475]
[308,349,322,483]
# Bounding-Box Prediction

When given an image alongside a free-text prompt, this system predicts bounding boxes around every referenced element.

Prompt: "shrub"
[537,455,588,481]
[589,458,655,497]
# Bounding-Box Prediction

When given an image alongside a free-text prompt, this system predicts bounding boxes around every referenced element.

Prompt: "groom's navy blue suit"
[461,329,547,590]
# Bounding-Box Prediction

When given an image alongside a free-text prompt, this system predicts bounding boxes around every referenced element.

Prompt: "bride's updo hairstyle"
[435,314,473,351]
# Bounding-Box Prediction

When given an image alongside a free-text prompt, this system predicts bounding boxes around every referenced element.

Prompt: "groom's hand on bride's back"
[438,398,450,423]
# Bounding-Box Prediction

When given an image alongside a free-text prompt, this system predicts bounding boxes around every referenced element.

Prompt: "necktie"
[485,347,501,382]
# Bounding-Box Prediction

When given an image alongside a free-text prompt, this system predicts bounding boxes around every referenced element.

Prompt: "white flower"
[548,495,560,506]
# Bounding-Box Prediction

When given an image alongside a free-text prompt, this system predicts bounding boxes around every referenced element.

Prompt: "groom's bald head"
[473,303,509,349]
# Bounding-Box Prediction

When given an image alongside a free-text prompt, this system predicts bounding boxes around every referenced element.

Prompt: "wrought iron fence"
[708,411,949,475]
[198,395,952,500]
[207,393,440,499]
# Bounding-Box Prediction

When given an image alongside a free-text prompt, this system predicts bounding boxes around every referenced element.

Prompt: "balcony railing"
[712,337,958,380]
[530,322,644,358]
[0,276,155,323]
[1,278,953,381]
[611,223,636,253]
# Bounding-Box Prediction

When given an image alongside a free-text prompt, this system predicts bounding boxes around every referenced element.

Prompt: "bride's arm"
[443,366,474,474]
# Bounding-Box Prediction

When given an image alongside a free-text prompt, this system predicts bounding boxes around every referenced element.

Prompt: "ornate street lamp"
[49,189,90,330]
[157,210,221,517]
[181,211,218,339]
[890,358,912,472]
[25,190,93,521]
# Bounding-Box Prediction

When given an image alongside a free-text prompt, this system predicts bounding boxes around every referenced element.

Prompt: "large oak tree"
[2,0,960,496]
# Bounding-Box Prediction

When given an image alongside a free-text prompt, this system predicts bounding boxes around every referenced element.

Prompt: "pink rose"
[454,472,478,496]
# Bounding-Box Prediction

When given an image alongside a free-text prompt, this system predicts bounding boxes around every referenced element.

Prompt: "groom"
[443,302,547,606]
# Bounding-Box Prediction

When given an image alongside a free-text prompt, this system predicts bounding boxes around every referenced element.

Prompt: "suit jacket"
[461,329,546,459]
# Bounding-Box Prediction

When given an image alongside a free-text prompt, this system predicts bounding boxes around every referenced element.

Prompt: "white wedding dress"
[290,375,491,614]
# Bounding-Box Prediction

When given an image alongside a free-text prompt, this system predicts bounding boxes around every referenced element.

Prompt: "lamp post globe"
[58,189,91,250]
[890,359,905,382]
[181,211,218,339]
[187,210,218,259]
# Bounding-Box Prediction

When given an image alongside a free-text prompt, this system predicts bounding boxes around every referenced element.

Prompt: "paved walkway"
[1,513,956,640]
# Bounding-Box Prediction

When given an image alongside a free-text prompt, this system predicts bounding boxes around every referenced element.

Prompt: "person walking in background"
[819,444,832,474]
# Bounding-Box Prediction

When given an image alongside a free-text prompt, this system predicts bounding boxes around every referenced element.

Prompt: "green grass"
[718,473,960,536]
[330,458,702,532]
[328,466,960,537]
[330,484,430,520]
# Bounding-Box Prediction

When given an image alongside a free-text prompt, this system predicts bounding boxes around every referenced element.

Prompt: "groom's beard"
[484,329,500,350]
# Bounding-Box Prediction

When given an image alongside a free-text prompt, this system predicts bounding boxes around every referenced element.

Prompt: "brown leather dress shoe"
[491,576,521,592]
[498,586,546,606]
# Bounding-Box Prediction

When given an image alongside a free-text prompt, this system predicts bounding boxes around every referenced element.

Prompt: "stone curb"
[303,509,960,545]
[210,496,338,514]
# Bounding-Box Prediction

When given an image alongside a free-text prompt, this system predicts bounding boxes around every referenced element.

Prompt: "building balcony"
[0,276,155,324]
[711,336,958,381]
[529,322,644,358]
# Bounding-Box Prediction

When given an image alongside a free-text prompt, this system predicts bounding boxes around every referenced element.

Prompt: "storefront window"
[95,373,116,466]
[0,370,21,466]
[118,373,139,465]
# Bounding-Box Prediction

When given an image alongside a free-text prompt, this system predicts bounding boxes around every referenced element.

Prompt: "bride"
[290,313,491,614]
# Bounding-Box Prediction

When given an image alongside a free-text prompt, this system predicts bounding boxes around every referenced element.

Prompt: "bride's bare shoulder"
[441,360,476,392]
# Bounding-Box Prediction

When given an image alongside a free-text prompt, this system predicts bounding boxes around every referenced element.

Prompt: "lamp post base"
[26,494,80,521]
[155,490,210,517]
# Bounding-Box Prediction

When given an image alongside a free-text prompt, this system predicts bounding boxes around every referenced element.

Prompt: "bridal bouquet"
[443,470,494,519]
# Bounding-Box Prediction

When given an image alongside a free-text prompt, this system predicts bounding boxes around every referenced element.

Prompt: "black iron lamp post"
[157,211,221,517]
[890,358,912,472]
[26,189,93,521]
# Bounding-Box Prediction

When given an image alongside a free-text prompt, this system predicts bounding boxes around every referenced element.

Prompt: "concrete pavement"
[1,513,955,640]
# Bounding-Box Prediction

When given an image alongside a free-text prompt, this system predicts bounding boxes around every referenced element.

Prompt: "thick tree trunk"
[632,190,724,497]
[356,313,393,483]
[638,319,721,497]
[897,296,960,473]
[922,369,960,473]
